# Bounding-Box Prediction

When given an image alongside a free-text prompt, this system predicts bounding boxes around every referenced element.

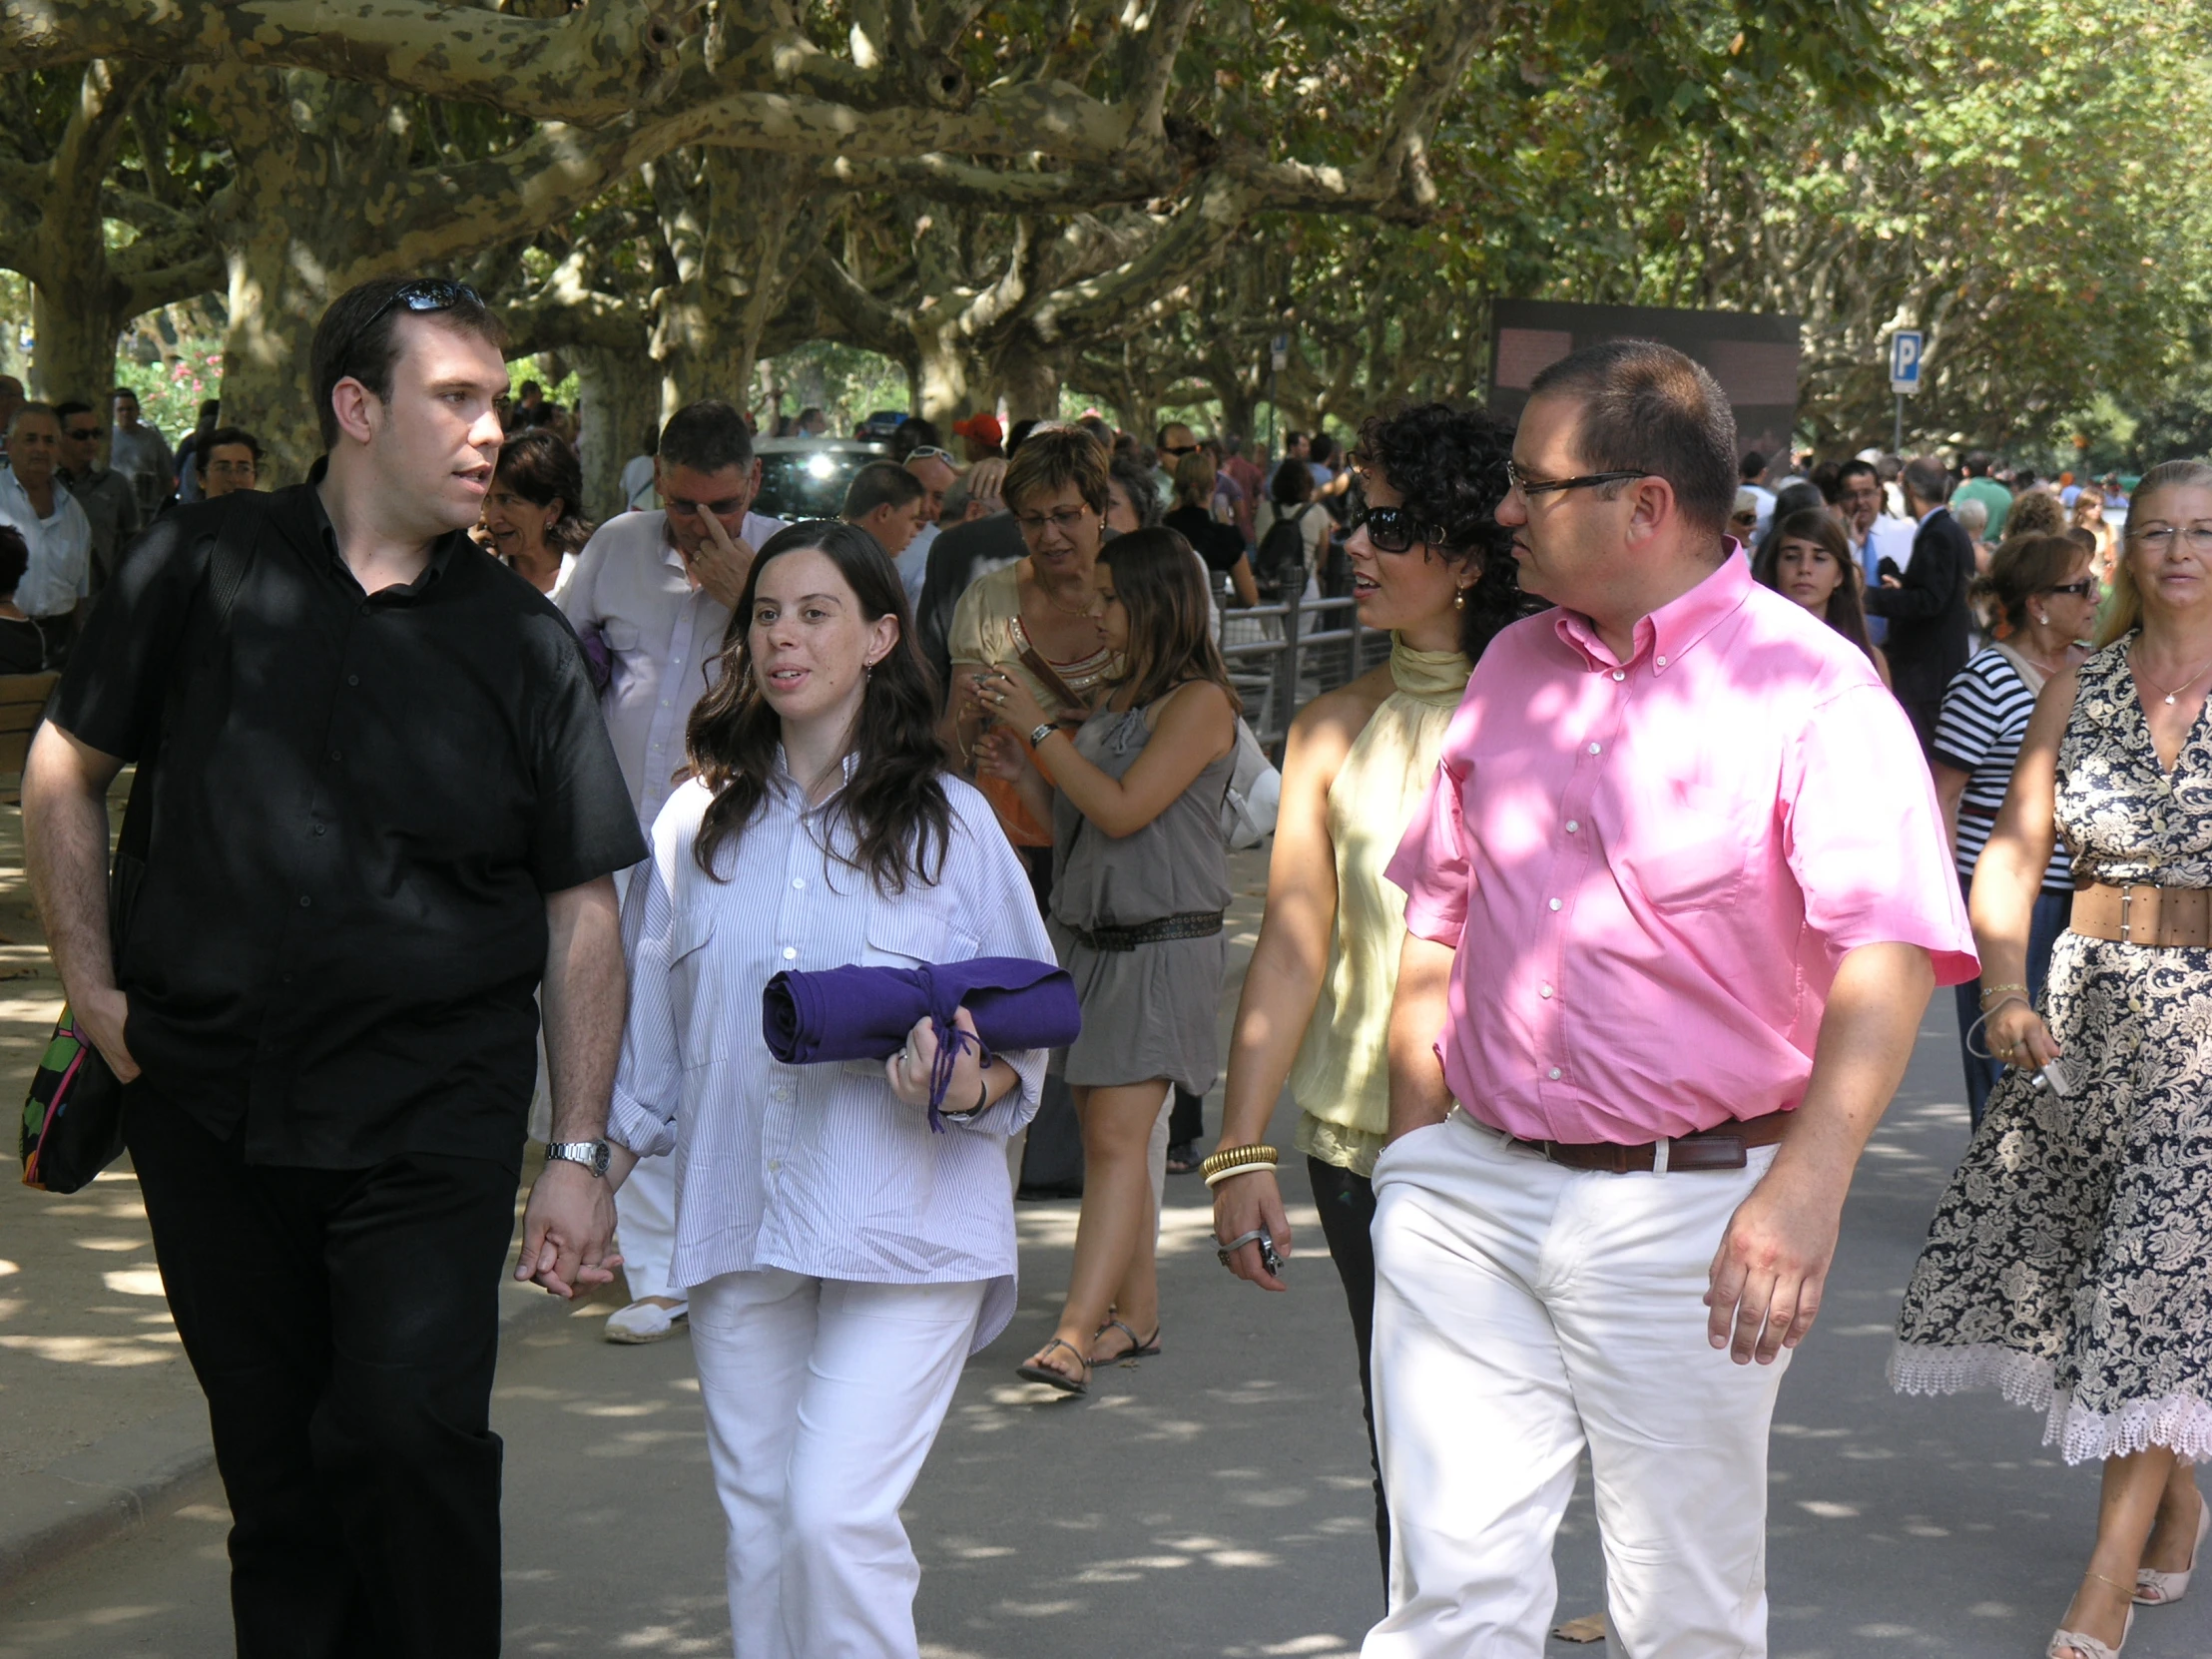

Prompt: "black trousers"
[124,1088,520,1658]
[1308,1155,1387,1583]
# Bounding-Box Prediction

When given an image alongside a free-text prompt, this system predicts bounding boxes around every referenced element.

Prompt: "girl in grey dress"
[976,526,1239,1393]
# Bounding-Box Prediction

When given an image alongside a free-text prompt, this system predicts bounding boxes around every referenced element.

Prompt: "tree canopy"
[4,0,2206,496]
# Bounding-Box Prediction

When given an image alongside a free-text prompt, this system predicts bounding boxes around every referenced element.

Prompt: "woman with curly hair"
[605,521,1055,1655]
[1205,402,1540,1575]
[483,428,592,597]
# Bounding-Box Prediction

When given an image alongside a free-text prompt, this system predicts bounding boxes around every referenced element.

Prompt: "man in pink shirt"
[1369,341,1975,1657]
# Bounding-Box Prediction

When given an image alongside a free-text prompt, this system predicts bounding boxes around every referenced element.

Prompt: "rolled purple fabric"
[762,957,1081,1125]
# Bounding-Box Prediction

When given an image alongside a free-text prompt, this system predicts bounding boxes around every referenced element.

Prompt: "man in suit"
[1864,455,1973,758]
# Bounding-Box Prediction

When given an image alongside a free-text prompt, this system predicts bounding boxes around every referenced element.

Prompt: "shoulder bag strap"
[1017,645,1089,727]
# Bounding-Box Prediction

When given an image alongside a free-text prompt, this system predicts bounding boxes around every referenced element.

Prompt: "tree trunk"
[909,317,974,428]
[28,282,129,405]
[648,150,834,417]
[573,344,657,521]
[993,332,1062,423]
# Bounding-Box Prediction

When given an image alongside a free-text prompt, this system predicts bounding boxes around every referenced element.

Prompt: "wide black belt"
[1072,910,1225,952]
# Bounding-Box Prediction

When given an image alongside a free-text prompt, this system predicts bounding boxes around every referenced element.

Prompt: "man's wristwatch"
[546,1139,611,1178]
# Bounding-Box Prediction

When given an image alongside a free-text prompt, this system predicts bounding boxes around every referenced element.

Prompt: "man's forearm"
[542,877,626,1142]
[1385,933,1457,1140]
[23,731,122,1003]
[1769,941,1936,1192]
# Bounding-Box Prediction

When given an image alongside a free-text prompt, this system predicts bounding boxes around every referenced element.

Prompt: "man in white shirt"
[107,389,176,519]
[559,398,786,1345]
[0,404,94,653]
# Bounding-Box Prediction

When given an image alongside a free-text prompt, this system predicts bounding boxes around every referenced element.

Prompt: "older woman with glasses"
[945,426,1119,850]
[1895,459,2212,1659]
[1209,403,1537,1575]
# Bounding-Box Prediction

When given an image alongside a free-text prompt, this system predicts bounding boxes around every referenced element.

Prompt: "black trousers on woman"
[124,1087,519,1658]
[1308,1155,1388,1582]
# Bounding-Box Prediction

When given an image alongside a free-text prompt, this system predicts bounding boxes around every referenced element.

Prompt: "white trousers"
[691,1268,986,1659]
[1364,1112,1790,1659]
[614,1151,682,1302]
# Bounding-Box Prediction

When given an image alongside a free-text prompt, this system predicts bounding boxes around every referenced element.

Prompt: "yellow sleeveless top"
[1290,638,1470,1177]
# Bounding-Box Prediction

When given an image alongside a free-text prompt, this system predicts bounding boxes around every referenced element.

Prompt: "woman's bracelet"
[1201,1144,1279,1187]
[1978,981,2029,1009]
[1029,722,1058,748]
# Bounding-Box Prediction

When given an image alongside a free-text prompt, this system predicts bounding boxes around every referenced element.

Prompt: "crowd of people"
[10,275,2212,1659]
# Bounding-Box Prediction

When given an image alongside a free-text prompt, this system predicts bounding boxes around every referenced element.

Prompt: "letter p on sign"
[1890,330,1925,395]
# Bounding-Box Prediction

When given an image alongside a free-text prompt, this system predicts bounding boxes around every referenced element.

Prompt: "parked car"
[752,438,891,523]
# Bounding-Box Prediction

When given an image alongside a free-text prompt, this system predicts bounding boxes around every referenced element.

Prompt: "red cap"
[953,412,1003,445]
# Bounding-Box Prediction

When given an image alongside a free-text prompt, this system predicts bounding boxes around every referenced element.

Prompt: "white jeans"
[1364,1112,1790,1659]
[691,1268,986,1659]
[615,1151,681,1302]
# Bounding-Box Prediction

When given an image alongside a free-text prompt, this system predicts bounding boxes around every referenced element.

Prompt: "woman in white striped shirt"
[605,521,1057,1659]
[1933,531,2098,1124]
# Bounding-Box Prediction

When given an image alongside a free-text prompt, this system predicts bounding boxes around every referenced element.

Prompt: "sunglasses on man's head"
[906,446,956,465]
[1353,505,1443,554]
[358,278,482,335]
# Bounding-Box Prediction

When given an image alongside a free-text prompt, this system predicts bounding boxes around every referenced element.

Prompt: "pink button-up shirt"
[1386,550,1976,1145]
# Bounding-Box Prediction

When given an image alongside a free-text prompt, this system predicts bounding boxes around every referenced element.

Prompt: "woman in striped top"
[605,522,1056,1658]
[1932,531,2100,1123]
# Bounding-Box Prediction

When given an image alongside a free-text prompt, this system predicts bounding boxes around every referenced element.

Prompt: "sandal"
[1165,1141,1199,1175]
[1092,1318,1162,1365]
[1015,1337,1090,1395]
[2137,1489,2209,1604]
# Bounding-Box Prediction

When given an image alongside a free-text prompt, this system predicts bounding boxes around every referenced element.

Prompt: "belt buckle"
[2121,886,2134,943]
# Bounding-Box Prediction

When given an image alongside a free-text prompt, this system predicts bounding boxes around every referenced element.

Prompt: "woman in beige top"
[946,428,1120,845]
[1207,403,1534,1573]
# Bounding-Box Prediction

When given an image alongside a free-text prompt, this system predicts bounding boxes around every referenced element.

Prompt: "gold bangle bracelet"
[1978,981,2029,1008]
[1199,1143,1279,1181]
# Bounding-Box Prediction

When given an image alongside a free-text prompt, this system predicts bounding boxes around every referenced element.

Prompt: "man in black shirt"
[23,277,646,1658]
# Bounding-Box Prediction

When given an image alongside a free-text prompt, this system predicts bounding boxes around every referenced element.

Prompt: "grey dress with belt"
[1049,700,1234,1092]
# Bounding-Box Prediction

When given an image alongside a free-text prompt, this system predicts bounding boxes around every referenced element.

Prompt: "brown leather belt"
[1508,1111,1792,1174]
[2070,881,2212,948]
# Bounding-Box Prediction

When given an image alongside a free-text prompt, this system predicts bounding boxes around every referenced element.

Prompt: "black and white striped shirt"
[1932,647,2072,889]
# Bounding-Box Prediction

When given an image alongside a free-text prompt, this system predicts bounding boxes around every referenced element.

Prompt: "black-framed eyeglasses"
[1505,459,1653,498]
[1161,443,1199,458]
[2044,578,2099,597]
[354,278,483,343]
[1353,505,1441,555]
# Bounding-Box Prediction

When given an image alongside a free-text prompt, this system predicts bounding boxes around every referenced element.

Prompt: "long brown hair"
[1101,527,1241,715]
[1753,508,1879,666]
[687,521,951,893]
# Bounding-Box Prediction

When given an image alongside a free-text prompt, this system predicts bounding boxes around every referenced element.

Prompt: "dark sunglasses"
[63,426,101,441]
[1161,443,1199,457]
[1354,505,1443,555]
[2044,578,2099,597]
[355,278,483,343]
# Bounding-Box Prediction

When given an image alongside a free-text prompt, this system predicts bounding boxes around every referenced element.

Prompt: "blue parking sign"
[1890,330,1925,394]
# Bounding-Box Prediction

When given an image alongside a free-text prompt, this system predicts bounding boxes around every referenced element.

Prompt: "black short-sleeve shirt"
[51,468,648,1170]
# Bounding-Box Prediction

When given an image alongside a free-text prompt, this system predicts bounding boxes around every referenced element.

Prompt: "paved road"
[4,998,2209,1658]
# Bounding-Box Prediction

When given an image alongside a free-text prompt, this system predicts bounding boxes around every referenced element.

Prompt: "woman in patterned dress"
[1892,459,2212,1659]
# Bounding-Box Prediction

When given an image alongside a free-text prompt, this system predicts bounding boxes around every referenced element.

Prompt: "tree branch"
[2,0,687,127]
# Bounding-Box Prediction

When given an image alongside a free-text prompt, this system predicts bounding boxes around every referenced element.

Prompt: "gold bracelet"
[1200,1143,1279,1182]
[1978,981,2029,1008]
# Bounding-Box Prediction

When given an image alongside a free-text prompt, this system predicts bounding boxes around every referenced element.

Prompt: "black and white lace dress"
[1892,638,2212,1462]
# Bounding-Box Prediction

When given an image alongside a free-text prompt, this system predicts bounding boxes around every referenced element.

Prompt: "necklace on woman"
[2135,643,2212,706]
[1039,580,1097,620]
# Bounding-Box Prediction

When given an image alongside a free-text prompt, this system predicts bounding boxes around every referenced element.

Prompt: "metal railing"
[1216,591,1391,754]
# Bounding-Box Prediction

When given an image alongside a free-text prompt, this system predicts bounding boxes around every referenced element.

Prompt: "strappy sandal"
[2051,1576,2136,1659]
[1091,1318,1162,1365]
[2136,1489,2209,1605]
[1015,1337,1090,1395]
